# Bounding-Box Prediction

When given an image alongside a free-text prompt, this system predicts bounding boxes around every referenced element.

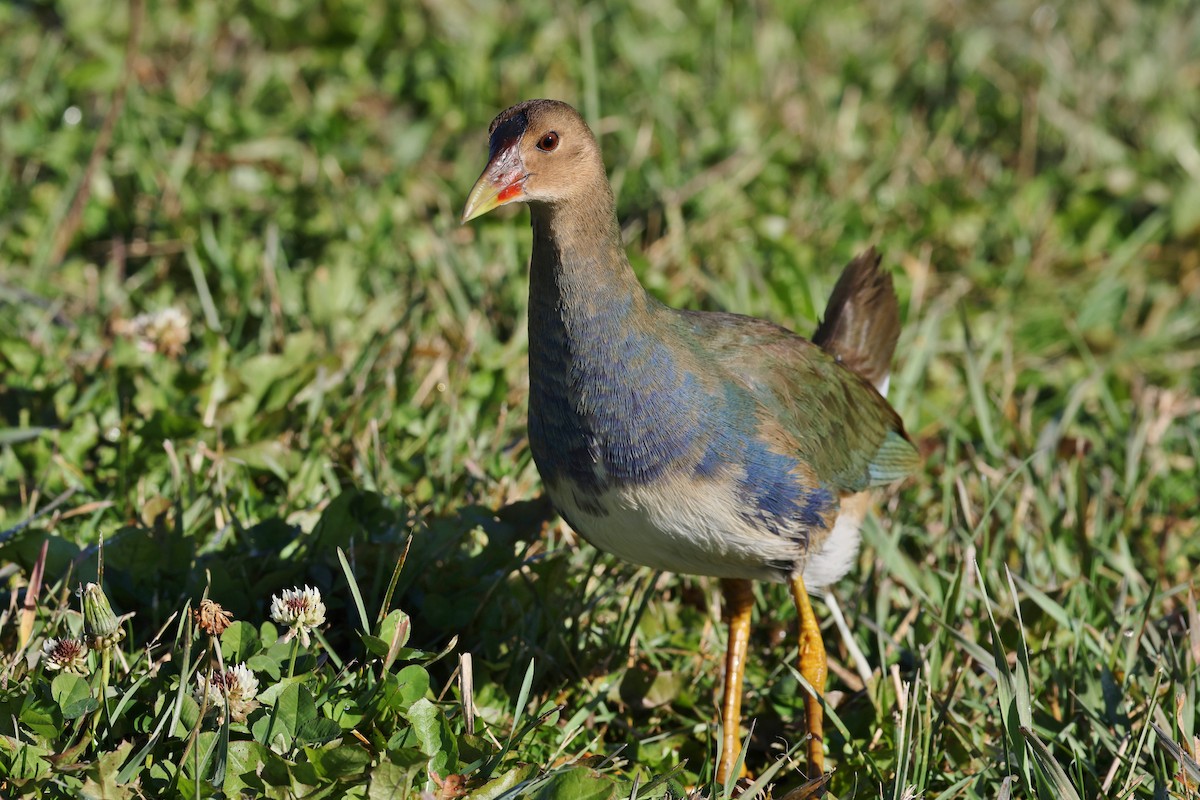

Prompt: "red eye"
[537,132,559,151]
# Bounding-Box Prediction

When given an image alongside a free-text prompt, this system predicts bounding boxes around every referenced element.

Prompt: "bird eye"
[537,132,560,152]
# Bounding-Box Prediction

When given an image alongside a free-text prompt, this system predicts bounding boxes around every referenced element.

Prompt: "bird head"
[462,99,602,223]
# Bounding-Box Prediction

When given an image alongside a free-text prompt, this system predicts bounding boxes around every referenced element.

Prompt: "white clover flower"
[43,638,89,674]
[117,307,191,357]
[270,585,326,648]
[194,671,224,708]
[222,663,259,703]
[195,662,260,722]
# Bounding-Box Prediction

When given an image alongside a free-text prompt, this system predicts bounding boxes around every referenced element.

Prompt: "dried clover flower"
[193,599,233,636]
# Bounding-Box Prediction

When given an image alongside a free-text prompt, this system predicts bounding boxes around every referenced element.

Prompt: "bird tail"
[812,247,900,397]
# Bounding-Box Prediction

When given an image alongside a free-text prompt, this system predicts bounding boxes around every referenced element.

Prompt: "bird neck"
[525,197,703,488]
[527,197,652,345]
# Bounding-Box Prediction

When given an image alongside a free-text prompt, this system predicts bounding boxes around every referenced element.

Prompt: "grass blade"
[337,546,371,636]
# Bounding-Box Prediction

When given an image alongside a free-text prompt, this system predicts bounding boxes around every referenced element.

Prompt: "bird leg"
[718,578,754,784]
[790,575,827,775]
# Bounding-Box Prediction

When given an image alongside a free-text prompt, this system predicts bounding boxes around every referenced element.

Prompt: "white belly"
[548,474,866,587]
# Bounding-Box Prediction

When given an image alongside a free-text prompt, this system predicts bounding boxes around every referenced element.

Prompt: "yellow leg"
[790,574,827,776]
[717,578,754,785]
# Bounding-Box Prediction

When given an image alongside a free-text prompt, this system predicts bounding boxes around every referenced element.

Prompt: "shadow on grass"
[1,488,645,701]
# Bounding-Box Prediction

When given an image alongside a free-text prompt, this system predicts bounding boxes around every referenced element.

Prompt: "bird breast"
[526,306,857,585]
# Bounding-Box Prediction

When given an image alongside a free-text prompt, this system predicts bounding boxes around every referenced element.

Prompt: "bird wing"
[674,309,919,495]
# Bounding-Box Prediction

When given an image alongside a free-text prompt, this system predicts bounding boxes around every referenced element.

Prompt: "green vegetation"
[2,0,1198,797]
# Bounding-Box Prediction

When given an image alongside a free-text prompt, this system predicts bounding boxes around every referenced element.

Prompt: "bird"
[462,99,918,784]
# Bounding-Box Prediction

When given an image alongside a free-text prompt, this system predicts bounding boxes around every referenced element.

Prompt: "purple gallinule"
[462,99,918,783]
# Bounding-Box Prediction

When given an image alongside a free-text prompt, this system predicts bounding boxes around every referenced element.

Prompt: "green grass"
[2,0,1199,797]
